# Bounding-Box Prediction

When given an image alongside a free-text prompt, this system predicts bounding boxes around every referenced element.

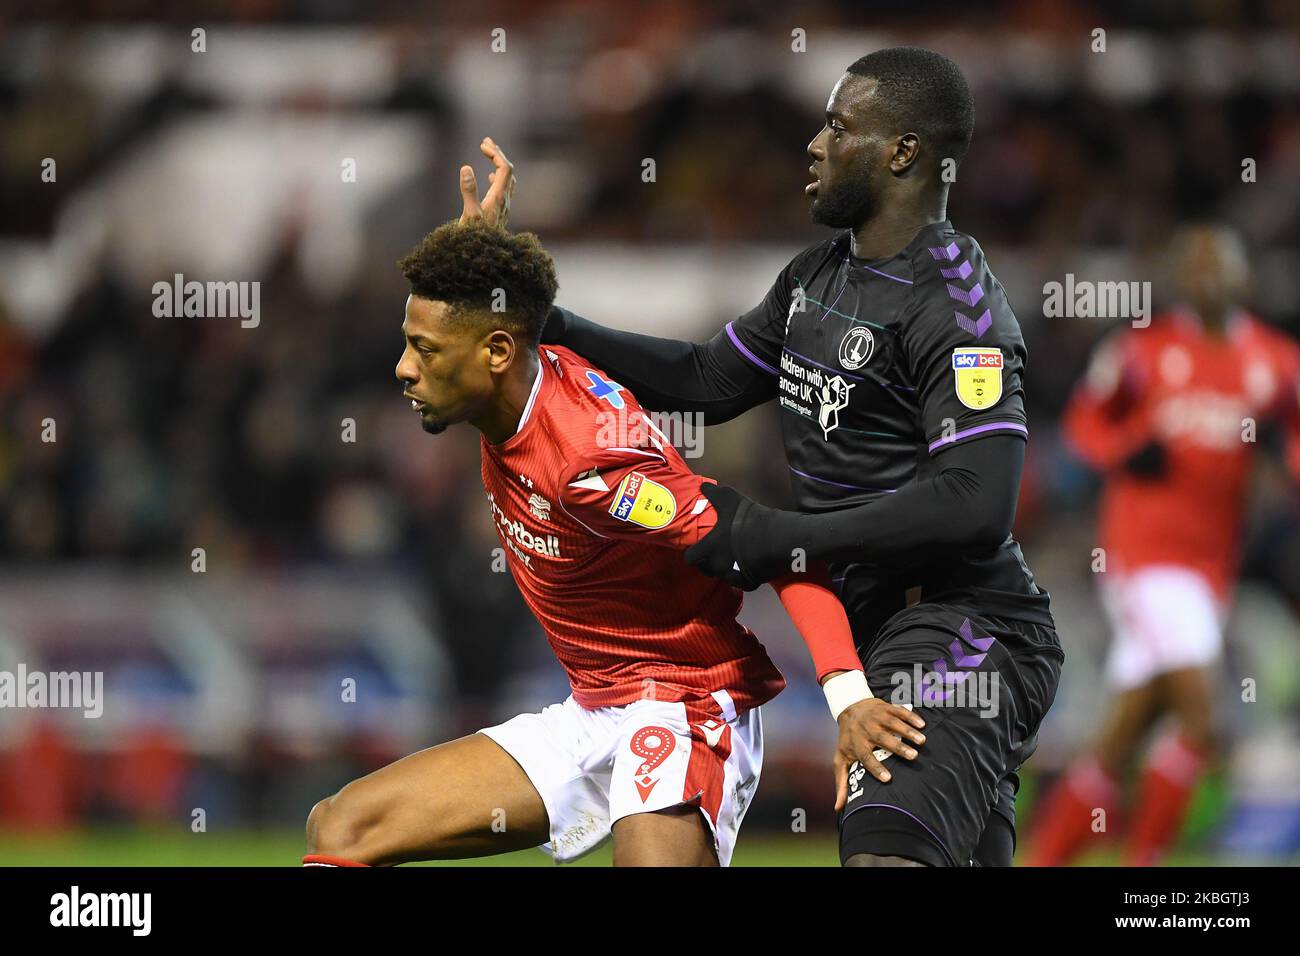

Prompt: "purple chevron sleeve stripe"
[946,282,984,308]
[949,638,988,669]
[955,309,993,338]
[724,321,779,376]
[940,260,973,280]
[928,241,960,261]
[928,421,1028,453]
[958,618,996,652]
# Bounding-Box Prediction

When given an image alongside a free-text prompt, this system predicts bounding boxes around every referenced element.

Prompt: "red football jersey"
[479,345,786,711]
[1064,309,1300,596]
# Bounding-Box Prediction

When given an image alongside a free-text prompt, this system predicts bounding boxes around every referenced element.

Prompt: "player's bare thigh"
[1153,665,1216,747]
[1093,681,1163,777]
[611,804,719,867]
[306,732,549,865]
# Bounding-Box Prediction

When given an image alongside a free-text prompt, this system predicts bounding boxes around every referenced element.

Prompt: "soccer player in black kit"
[465,48,1063,867]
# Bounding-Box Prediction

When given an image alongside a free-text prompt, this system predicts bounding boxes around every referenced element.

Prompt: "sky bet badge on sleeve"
[609,471,676,529]
[952,347,1004,409]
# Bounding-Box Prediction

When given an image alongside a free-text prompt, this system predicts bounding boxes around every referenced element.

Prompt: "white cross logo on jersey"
[817,374,855,439]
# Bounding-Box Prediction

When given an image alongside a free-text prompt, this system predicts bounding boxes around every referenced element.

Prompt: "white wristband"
[823,669,873,721]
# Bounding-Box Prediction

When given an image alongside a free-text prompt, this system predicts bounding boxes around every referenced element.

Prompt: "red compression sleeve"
[768,566,863,682]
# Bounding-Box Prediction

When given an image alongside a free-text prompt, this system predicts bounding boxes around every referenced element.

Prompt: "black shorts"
[838,604,1064,867]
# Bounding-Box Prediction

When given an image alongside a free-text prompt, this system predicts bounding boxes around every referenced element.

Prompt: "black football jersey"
[726,220,1053,641]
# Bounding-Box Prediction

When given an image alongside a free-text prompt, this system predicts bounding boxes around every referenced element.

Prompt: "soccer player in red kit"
[303,219,925,867]
[1030,225,1300,866]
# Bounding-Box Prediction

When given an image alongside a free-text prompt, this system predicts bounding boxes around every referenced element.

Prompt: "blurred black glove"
[1123,440,1168,479]
[540,305,569,345]
[685,484,797,591]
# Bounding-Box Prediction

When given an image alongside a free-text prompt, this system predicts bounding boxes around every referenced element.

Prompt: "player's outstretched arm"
[543,247,811,422]
[545,308,774,423]
[686,436,1025,587]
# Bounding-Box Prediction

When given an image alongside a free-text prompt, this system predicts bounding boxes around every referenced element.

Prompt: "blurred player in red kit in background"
[1029,224,1300,866]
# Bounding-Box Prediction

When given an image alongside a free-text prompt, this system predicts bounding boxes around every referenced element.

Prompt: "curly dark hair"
[846,47,975,167]
[398,219,559,346]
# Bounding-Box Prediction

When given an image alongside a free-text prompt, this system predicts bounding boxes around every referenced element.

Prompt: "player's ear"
[890,132,920,174]
[484,329,517,374]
